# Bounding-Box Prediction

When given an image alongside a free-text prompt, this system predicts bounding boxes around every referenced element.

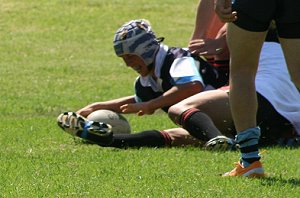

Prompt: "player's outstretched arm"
[77,96,135,117]
[121,82,203,116]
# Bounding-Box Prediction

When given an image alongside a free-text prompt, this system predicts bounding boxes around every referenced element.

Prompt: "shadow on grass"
[260,176,300,186]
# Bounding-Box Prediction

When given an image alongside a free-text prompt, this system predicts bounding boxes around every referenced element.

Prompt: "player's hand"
[189,38,224,57]
[120,102,155,116]
[76,107,94,117]
[214,0,237,22]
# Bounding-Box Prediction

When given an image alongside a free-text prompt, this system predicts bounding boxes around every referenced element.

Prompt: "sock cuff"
[235,127,261,143]
[159,130,172,147]
[179,108,200,127]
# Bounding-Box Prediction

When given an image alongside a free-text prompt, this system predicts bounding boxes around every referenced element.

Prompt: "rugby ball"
[87,110,131,134]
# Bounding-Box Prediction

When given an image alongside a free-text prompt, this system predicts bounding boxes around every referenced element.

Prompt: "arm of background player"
[189,24,229,59]
[76,96,136,117]
[190,0,224,41]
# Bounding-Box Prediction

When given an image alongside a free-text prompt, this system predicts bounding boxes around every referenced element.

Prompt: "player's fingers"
[189,46,205,54]
[137,110,144,116]
[189,39,205,45]
[188,41,205,48]
[217,11,237,22]
[121,108,129,113]
[120,104,128,111]
[76,109,89,117]
[189,46,207,55]
[121,105,137,114]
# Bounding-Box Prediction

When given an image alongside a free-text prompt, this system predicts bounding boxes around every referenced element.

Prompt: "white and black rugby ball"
[87,110,131,134]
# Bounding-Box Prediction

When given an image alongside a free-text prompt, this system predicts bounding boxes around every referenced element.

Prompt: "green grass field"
[1,0,300,197]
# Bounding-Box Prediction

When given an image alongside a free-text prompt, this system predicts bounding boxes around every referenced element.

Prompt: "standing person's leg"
[225,23,267,176]
[279,38,300,89]
[276,0,300,90]
[215,0,300,177]
[227,23,266,132]
[220,0,274,176]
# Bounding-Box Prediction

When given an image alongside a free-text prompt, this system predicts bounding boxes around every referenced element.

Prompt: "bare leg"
[168,90,234,137]
[164,128,204,147]
[226,23,267,169]
[227,23,267,132]
[279,38,300,89]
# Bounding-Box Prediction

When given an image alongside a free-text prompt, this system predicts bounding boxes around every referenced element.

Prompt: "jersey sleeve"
[169,57,204,85]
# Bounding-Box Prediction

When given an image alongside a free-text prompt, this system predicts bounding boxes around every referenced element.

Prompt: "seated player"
[57,19,229,146]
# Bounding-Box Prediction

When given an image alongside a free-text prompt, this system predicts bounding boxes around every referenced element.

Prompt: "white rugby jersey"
[256,42,300,135]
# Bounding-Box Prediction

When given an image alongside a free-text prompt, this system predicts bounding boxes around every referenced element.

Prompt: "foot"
[222,161,265,177]
[57,112,112,138]
[204,135,236,151]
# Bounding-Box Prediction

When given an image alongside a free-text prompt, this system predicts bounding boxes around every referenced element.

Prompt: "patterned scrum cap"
[113,19,160,66]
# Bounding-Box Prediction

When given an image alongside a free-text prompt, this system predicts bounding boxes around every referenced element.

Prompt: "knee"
[168,104,185,125]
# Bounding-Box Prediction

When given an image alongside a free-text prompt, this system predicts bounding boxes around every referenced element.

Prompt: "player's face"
[121,54,150,77]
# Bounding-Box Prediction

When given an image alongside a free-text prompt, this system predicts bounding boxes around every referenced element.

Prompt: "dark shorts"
[256,93,295,146]
[232,0,300,38]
